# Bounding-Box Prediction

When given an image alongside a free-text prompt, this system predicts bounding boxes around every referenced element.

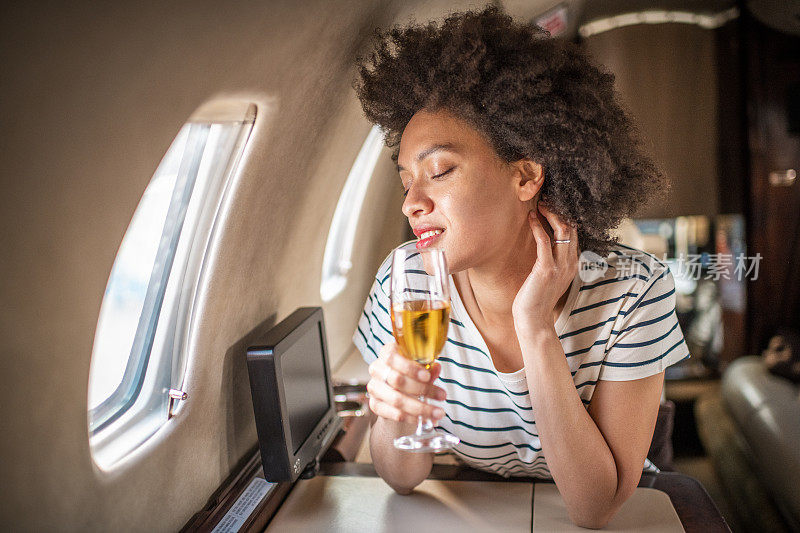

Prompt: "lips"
[412,225,444,237]
[415,228,444,249]
[418,229,442,240]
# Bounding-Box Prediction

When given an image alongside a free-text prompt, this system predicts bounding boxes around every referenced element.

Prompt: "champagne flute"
[390,247,460,452]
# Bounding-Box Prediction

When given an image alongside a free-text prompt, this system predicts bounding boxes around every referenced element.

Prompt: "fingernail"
[433,408,445,419]
[418,370,430,381]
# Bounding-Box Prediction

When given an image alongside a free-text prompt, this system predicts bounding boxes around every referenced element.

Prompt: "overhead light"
[579,7,739,39]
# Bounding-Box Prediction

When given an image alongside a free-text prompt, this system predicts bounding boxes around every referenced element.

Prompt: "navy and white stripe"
[353,241,689,478]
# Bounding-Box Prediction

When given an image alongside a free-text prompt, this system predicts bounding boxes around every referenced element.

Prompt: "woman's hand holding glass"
[366,342,446,425]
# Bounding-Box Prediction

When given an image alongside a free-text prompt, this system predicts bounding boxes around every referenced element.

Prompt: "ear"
[512,159,544,202]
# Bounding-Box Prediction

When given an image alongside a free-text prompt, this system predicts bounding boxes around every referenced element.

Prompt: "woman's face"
[397,109,541,273]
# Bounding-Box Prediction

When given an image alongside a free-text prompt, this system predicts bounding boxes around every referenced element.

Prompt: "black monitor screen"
[282,323,330,454]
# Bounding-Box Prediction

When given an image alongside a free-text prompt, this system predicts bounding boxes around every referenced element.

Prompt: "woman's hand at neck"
[511,202,579,336]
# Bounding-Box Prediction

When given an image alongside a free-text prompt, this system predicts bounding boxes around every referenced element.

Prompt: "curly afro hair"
[354,5,666,255]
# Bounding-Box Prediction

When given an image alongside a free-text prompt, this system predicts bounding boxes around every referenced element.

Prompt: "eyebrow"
[396,143,458,172]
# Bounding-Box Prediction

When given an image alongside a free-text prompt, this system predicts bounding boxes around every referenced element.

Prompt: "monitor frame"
[246,307,342,483]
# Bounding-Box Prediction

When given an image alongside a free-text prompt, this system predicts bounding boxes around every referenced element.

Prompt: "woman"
[352,6,689,528]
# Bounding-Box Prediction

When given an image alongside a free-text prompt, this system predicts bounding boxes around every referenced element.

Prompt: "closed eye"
[402,167,455,197]
[433,167,455,179]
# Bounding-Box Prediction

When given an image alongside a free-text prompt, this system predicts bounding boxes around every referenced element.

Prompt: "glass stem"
[416,395,434,436]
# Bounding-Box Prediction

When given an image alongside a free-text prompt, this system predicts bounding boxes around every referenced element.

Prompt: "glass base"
[393,431,460,453]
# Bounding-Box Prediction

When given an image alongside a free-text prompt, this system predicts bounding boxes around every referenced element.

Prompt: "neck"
[455,223,571,328]
[458,225,538,326]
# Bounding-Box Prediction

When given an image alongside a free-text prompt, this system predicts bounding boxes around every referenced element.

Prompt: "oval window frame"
[88,100,256,470]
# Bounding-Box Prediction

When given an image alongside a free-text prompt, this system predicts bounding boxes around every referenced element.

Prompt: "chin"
[440,249,466,274]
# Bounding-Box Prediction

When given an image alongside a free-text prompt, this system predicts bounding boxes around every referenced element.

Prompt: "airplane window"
[320,125,384,302]
[88,102,255,468]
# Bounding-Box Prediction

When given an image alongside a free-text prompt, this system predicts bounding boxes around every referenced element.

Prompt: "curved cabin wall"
[0,1,463,529]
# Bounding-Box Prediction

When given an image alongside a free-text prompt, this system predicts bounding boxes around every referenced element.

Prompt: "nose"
[401,181,434,218]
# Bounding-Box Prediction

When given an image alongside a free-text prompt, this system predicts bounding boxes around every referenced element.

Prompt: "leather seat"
[721,356,800,530]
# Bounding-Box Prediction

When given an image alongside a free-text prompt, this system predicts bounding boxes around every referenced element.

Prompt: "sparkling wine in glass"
[390,247,460,452]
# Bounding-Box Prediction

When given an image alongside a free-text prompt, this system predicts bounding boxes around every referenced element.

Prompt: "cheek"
[443,189,517,250]
[463,189,519,231]
[442,190,494,234]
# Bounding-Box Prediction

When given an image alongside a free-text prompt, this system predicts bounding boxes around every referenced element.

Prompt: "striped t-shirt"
[353,240,690,478]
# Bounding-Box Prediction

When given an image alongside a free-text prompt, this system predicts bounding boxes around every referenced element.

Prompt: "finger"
[528,210,554,268]
[366,373,445,405]
[426,363,446,400]
[386,350,432,382]
[568,222,580,260]
[368,360,389,383]
[374,341,432,383]
[539,203,576,264]
[368,396,411,424]
[429,362,442,381]
[424,382,447,402]
[391,366,432,397]
[368,379,444,420]
[537,202,571,240]
[368,358,439,398]
[554,221,579,263]
[377,340,396,361]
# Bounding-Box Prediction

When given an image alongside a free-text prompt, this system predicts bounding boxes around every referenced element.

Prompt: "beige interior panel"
[0,0,469,530]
